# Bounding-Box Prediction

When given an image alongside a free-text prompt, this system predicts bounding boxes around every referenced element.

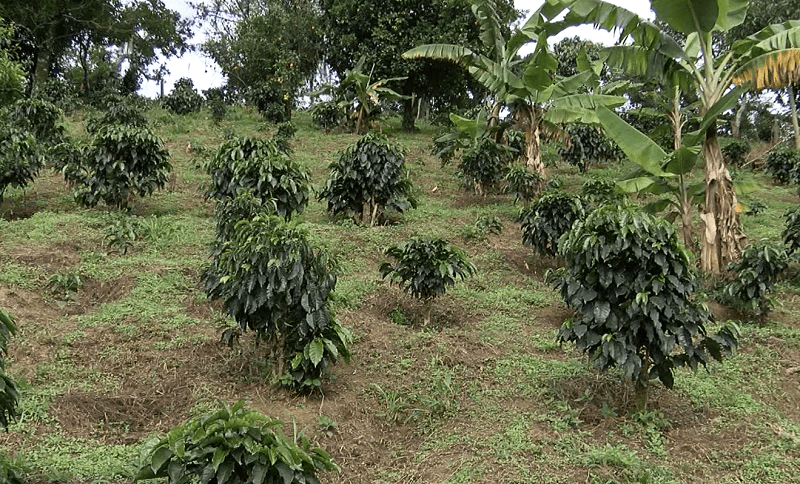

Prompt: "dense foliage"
[0,126,42,203]
[164,78,204,115]
[380,237,477,325]
[504,164,543,206]
[580,177,625,208]
[458,137,513,195]
[784,205,800,254]
[62,125,171,209]
[0,307,18,430]
[559,123,622,172]
[519,192,585,258]
[721,138,750,166]
[320,0,517,129]
[204,87,227,124]
[205,136,310,221]
[206,211,351,389]
[766,146,800,185]
[320,133,416,225]
[86,103,148,134]
[247,82,290,124]
[2,97,65,147]
[137,400,338,484]
[554,205,738,410]
[723,243,789,321]
[311,101,344,133]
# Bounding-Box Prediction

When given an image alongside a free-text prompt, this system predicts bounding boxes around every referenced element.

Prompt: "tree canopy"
[320,0,519,129]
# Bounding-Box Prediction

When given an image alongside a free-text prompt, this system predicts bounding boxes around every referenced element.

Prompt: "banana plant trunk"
[789,85,800,149]
[700,128,747,274]
[523,106,546,180]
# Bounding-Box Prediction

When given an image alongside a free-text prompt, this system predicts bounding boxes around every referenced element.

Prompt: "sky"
[139,0,655,98]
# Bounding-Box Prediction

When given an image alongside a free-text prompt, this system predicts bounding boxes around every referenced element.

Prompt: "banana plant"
[541,0,800,274]
[403,0,624,180]
[314,57,408,135]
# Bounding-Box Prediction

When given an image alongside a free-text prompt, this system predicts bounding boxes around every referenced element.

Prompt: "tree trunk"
[681,199,694,251]
[700,128,747,274]
[356,106,368,135]
[423,299,433,326]
[402,97,415,131]
[789,85,800,149]
[635,354,650,412]
[524,109,546,180]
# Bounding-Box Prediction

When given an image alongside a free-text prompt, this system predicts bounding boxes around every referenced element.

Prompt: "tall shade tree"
[404,0,625,179]
[196,0,322,103]
[542,0,800,274]
[321,0,518,130]
[0,0,190,92]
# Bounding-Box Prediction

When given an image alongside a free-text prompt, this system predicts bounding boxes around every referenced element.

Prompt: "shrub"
[461,214,503,242]
[248,82,289,124]
[559,123,623,172]
[519,192,585,258]
[723,243,789,321]
[458,137,513,196]
[320,133,416,226]
[766,146,800,185]
[2,97,65,147]
[103,211,141,254]
[0,126,42,203]
[505,129,526,159]
[32,78,80,111]
[85,103,148,134]
[64,125,171,209]
[137,401,338,484]
[163,77,204,115]
[204,87,227,124]
[721,138,750,166]
[0,307,19,429]
[205,136,310,221]
[580,177,624,208]
[504,163,542,206]
[205,214,351,389]
[554,205,738,411]
[311,101,343,133]
[784,206,800,254]
[273,121,296,154]
[380,237,477,325]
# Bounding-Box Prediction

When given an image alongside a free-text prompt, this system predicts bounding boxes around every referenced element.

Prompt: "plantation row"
[2,86,800,480]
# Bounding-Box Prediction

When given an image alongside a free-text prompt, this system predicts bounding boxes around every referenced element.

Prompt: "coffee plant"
[580,177,625,209]
[554,204,738,411]
[206,136,310,221]
[745,199,767,216]
[204,87,227,124]
[784,206,800,254]
[559,123,623,172]
[766,146,800,185]
[519,192,585,258]
[461,214,503,242]
[311,101,343,133]
[505,129,526,159]
[164,78,204,115]
[32,77,80,112]
[458,137,513,196]
[0,307,18,429]
[721,138,750,166]
[0,127,42,203]
[48,270,83,301]
[380,238,477,325]
[137,400,338,484]
[86,103,148,134]
[248,82,289,124]
[273,121,296,154]
[2,97,65,147]
[504,164,543,206]
[205,214,351,389]
[64,125,171,209]
[723,243,788,321]
[320,133,416,226]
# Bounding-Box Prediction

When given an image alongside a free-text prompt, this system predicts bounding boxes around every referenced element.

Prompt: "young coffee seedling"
[380,238,476,326]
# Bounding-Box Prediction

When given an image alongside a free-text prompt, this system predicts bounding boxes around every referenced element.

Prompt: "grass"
[0,106,799,483]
